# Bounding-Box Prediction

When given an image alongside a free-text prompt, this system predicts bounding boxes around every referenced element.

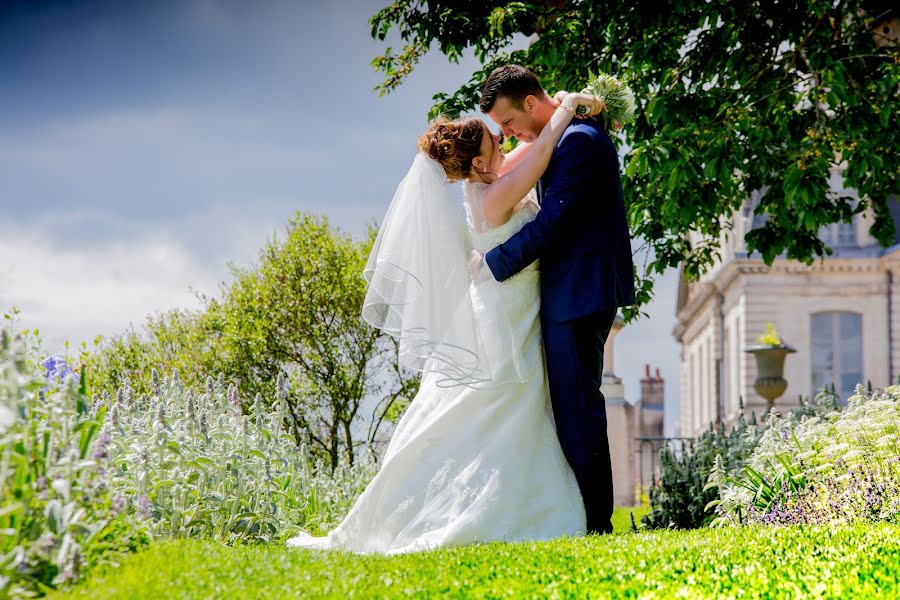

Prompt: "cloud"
[0,107,319,217]
[0,226,220,353]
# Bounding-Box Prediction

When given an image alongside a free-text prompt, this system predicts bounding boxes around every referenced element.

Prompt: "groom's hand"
[469,250,491,284]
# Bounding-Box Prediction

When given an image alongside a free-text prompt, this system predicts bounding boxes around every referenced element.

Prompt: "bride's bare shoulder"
[462,180,489,200]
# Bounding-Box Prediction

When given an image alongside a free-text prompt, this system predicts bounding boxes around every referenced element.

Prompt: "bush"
[98,370,376,543]
[642,390,841,530]
[709,384,900,526]
[1,316,149,598]
[1,313,377,597]
[641,407,762,529]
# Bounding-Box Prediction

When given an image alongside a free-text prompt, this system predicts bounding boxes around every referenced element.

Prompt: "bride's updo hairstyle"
[418,116,485,182]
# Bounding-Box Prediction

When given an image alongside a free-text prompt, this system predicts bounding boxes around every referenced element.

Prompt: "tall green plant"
[2,312,381,596]
[641,407,763,529]
[642,389,842,530]
[1,314,148,598]
[709,384,900,526]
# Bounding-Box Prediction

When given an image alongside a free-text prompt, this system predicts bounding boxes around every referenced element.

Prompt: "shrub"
[642,389,841,530]
[1,316,149,598]
[709,384,900,526]
[1,313,377,597]
[86,213,420,470]
[641,407,762,529]
[98,370,377,543]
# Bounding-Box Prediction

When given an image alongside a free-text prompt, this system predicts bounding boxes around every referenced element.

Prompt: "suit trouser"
[541,308,617,534]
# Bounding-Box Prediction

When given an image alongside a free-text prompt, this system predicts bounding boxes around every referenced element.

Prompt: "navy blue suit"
[485,118,635,534]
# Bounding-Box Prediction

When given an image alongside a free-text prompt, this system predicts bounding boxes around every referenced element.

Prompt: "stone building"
[634,365,665,492]
[673,7,899,438]
[674,178,900,438]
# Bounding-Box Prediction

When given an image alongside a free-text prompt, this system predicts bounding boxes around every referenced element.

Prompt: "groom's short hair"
[479,65,544,113]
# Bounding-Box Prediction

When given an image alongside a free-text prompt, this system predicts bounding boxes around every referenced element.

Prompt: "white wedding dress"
[286,181,586,554]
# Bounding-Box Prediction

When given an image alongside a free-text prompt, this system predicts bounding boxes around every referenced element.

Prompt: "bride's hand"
[469,250,490,283]
[552,90,569,106]
[562,92,606,118]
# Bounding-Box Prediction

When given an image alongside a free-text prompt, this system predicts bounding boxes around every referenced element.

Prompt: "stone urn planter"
[745,344,796,408]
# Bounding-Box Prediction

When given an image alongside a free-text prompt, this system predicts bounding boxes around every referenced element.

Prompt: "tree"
[370,1,899,317]
[86,213,419,470]
[212,214,419,469]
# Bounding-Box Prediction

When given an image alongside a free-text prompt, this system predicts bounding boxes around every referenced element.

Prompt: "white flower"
[51,478,71,501]
[0,405,15,433]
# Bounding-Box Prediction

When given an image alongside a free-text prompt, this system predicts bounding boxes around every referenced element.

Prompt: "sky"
[0,0,681,433]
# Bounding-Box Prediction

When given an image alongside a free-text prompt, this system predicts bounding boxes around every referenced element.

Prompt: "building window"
[811,312,863,403]
[819,219,858,248]
[728,319,740,418]
[736,315,743,411]
[682,352,697,435]
[699,343,707,427]
[836,221,857,247]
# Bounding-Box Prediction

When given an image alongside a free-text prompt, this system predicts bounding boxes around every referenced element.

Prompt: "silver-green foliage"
[1,319,144,598]
[85,213,420,471]
[101,369,376,543]
[1,315,376,597]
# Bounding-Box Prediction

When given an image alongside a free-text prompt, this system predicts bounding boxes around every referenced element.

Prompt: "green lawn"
[53,508,900,599]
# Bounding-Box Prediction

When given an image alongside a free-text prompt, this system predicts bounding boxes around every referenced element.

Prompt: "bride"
[286,89,606,554]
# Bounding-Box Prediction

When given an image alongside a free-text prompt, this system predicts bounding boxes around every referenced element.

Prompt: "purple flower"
[39,355,78,385]
[136,493,150,517]
[111,493,126,514]
[92,431,111,462]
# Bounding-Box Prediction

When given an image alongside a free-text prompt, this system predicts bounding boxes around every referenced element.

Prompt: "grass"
[52,508,900,599]
[610,506,646,534]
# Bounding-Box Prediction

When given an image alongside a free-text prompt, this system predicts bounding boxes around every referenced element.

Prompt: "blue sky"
[0,0,680,432]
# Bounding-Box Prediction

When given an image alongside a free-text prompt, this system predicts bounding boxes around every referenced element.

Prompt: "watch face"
[576,105,589,116]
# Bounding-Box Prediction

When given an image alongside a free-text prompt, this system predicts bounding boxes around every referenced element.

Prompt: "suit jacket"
[485,118,635,321]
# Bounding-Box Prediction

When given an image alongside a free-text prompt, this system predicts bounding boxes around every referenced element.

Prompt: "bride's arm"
[482,92,604,227]
[497,140,533,175]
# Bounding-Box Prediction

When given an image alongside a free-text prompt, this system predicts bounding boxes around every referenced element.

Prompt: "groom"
[476,65,635,535]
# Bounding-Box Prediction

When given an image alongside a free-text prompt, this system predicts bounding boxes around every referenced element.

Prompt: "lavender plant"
[0,315,144,598]
[708,385,900,526]
[641,406,763,530]
[1,312,377,597]
[100,371,377,543]
[643,390,843,530]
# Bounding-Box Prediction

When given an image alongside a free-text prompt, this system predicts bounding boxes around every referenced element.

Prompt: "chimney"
[638,364,665,437]
[639,364,664,409]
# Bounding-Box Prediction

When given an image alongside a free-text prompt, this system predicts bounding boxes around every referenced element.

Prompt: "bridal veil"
[362,152,527,387]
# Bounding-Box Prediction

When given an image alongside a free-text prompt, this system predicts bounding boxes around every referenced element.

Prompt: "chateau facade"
[674,175,900,437]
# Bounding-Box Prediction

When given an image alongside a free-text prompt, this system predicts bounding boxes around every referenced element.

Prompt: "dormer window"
[818,219,858,249]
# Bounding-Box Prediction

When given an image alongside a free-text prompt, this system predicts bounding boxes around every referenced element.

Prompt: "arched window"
[810,312,863,403]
